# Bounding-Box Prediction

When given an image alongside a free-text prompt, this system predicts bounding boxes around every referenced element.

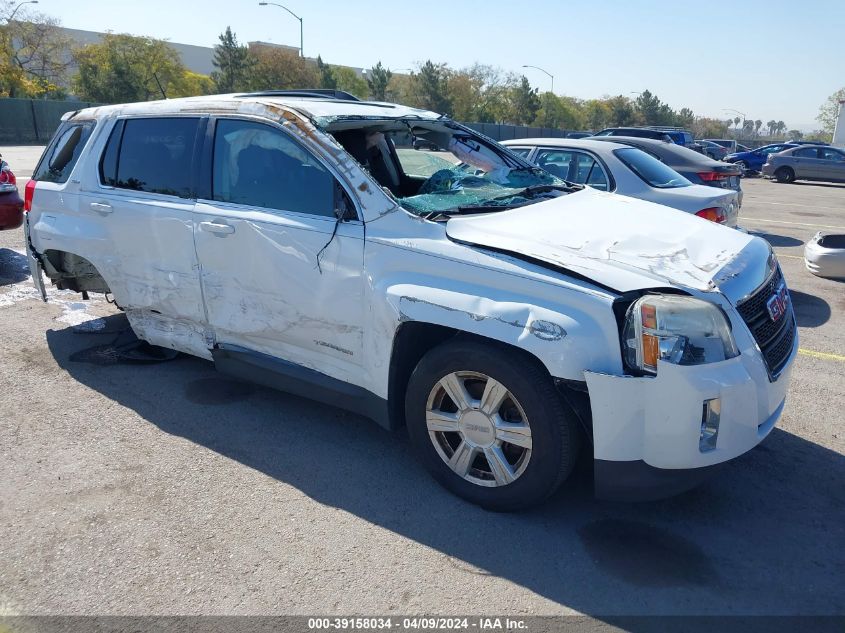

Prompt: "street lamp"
[521,64,554,94]
[258,2,303,58]
[6,0,39,23]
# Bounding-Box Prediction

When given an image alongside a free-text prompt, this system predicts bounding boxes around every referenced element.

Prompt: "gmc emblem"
[766,283,790,322]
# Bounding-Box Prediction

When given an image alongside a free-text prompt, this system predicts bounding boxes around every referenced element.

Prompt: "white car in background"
[503,138,741,227]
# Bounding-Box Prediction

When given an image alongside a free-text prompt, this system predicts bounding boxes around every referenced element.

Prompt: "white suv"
[24,92,797,510]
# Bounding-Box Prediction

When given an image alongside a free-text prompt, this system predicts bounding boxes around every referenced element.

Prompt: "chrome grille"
[735,267,796,378]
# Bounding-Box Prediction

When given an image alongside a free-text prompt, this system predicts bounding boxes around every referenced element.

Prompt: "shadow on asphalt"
[46,315,845,616]
[749,231,804,248]
[789,289,831,327]
[0,247,29,286]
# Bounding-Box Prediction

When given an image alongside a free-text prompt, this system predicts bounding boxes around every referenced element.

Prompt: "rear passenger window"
[101,117,200,198]
[33,122,94,184]
[211,118,337,217]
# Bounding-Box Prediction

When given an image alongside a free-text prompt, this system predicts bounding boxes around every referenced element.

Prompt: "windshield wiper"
[423,204,519,221]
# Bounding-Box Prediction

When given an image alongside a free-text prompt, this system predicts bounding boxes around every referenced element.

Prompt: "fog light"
[700,398,721,452]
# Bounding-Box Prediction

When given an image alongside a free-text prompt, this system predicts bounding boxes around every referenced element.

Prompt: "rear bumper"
[0,191,23,230]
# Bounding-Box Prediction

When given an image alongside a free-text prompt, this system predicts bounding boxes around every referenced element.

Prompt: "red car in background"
[0,154,24,231]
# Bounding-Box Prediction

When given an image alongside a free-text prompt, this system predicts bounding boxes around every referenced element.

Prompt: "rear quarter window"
[33,121,95,184]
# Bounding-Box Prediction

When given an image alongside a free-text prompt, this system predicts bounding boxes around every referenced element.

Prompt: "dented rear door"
[81,116,207,322]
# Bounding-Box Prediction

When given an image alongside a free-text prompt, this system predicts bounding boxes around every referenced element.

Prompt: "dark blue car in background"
[725,143,798,174]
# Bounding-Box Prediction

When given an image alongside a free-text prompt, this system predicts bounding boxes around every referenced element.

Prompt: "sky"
[34,0,845,131]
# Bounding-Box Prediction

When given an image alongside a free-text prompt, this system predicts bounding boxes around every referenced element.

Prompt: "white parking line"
[754,201,844,211]
[742,217,845,230]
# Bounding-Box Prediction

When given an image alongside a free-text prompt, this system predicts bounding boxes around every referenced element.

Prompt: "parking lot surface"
[1,146,843,617]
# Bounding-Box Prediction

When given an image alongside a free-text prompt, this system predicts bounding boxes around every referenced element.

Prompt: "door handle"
[199,221,235,235]
[89,202,113,214]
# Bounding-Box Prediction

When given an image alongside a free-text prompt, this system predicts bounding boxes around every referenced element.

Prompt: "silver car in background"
[762,145,845,183]
[503,138,741,227]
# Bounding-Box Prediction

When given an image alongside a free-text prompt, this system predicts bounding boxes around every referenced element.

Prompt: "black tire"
[774,167,795,183]
[737,160,750,176]
[405,339,581,511]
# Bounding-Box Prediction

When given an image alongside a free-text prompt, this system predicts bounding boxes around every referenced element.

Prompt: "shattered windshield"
[395,135,569,217]
[328,120,572,219]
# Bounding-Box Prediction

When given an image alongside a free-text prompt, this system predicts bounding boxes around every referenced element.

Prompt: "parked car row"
[20,91,797,510]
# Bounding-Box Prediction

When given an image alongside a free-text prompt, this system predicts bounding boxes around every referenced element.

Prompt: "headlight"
[622,295,738,375]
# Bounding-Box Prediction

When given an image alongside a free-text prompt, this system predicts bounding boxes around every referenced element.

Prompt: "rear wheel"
[405,339,580,511]
[774,166,795,183]
[737,160,750,176]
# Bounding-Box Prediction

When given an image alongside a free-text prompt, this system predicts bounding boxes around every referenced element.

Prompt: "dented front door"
[193,117,365,379]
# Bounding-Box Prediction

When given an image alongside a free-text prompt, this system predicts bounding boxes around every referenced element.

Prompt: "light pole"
[5,0,39,23]
[258,2,303,58]
[521,64,554,94]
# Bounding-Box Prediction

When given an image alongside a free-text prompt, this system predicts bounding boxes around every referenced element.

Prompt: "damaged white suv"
[24,91,797,510]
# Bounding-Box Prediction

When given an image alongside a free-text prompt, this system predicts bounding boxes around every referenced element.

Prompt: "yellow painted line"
[798,348,845,362]
[743,217,845,230]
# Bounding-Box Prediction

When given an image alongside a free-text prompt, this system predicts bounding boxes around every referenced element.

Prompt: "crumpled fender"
[380,282,622,383]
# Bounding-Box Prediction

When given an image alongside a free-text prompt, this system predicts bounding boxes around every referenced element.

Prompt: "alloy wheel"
[425,371,532,487]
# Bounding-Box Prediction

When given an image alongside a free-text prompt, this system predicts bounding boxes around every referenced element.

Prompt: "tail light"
[0,167,16,192]
[24,179,36,212]
[696,207,726,224]
[697,172,729,182]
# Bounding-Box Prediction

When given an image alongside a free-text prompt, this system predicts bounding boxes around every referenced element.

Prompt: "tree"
[211,27,253,93]
[635,90,663,125]
[411,60,451,114]
[733,116,741,130]
[331,65,367,99]
[767,120,777,136]
[249,45,318,92]
[316,55,336,89]
[693,117,729,139]
[787,129,803,141]
[604,95,636,126]
[817,87,845,134]
[73,34,194,103]
[583,99,610,130]
[676,107,695,129]
[366,61,392,101]
[1,1,72,97]
[533,92,581,129]
[742,119,754,138]
[509,75,540,125]
[776,120,786,137]
[754,119,762,137]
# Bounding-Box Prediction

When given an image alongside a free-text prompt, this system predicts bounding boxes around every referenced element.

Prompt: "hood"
[445,187,758,294]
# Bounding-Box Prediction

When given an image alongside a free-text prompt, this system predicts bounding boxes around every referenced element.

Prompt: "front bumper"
[761,163,776,177]
[584,338,796,499]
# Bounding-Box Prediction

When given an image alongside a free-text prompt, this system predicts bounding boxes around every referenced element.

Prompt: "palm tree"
[733,116,741,130]
[754,119,762,137]
[776,121,786,137]
[767,120,777,136]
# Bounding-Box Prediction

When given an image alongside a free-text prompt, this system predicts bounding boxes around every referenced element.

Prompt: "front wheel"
[405,339,580,511]
[737,160,749,176]
[774,167,795,183]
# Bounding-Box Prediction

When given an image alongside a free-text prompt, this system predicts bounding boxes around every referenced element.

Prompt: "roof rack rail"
[236,89,361,101]
[643,125,689,131]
